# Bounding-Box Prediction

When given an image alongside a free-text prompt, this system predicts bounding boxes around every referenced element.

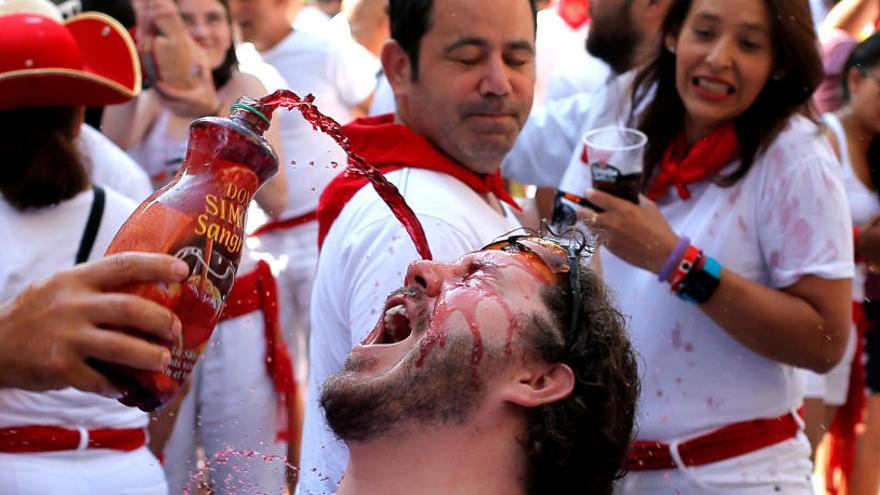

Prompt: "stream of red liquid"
[257,90,433,260]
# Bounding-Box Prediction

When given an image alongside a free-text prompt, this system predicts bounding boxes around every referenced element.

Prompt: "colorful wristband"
[668,245,701,289]
[676,255,722,304]
[658,236,691,282]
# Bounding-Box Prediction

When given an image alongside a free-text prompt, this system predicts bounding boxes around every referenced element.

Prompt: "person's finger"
[75,253,189,290]
[81,293,181,342]
[75,327,172,373]
[584,188,627,211]
[65,361,121,398]
[574,205,598,223]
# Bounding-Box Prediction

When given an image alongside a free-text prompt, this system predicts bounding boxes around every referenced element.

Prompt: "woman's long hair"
[0,107,88,210]
[631,0,823,189]
[840,33,880,192]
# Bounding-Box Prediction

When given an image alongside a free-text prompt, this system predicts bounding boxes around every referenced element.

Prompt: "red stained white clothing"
[297,168,521,494]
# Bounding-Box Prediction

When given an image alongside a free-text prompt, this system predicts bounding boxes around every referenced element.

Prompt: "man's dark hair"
[521,266,639,495]
[388,0,538,80]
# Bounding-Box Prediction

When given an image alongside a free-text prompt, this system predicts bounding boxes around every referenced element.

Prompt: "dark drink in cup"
[584,127,646,204]
[591,166,642,204]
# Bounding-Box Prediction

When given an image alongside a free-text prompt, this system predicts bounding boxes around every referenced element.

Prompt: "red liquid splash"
[257,90,433,260]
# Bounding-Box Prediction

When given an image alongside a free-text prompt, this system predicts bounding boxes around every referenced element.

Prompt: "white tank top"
[823,112,880,300]
[126,109,189,189]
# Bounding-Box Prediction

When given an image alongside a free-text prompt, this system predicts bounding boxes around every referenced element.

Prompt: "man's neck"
[337,419,527,495]
[256,24,294,53]
[391,112,507,215]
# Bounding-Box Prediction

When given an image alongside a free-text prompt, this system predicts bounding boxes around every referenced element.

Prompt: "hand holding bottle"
[0,253,186,396]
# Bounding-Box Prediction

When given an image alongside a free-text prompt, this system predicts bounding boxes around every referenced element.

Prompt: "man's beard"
[586,7,641,74]
[320,333,501,443]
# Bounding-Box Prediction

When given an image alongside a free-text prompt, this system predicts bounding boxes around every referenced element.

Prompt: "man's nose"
[479,56,513,97]
[404,260,446,297]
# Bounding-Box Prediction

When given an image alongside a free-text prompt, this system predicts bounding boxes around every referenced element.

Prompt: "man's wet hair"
[520,242,639,495]
[388,0,538,80]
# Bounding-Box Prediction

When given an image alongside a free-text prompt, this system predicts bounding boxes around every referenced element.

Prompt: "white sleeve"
[328,39,380,108]
[341,215,482,349]
[79,124,153,203]
[756,134,854,288]
[502,92,594,187]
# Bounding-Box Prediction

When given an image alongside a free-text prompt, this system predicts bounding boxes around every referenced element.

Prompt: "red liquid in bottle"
[258,90,433,261]
[95,98,278,411]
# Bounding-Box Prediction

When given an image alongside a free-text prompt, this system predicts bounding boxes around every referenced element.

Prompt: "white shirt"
[298,168,521,495]
[503,71,636,188]
[601,115,853,440]
[0,188,147,429]
[261,29,378,125]
[534,9,611,107]
[260,29,379,220]
[79,124,153,203]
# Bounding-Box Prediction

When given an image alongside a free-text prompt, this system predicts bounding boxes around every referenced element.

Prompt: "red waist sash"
[0,425,146,453]
[627,410,801,470]
[249,210,318,237]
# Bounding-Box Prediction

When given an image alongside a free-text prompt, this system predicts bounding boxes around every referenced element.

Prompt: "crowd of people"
[3,0,880,493]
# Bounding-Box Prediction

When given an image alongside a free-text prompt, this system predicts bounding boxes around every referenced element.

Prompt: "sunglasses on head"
[480,235,581,341]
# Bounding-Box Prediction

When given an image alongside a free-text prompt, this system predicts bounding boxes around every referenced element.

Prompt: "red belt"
[249,210,318,237]
[627,410,801,471]
[0,425,146,453]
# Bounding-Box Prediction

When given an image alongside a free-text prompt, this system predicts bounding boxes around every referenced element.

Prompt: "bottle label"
[106,161,259,386]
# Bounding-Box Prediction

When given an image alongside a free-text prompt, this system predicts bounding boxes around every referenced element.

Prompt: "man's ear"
[502,362,575,408]
[381,39,413,100]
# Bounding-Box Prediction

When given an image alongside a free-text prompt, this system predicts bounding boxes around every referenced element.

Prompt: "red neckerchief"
[646,124,740,201]
[317,114,520,248]
[556,0,590,30]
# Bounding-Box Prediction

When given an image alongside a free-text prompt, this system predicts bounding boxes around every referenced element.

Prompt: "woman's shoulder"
[759,114,836,166]
[220,71,269,103]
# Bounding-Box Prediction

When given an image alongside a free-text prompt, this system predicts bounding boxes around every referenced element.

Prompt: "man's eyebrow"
[444,37,535,55]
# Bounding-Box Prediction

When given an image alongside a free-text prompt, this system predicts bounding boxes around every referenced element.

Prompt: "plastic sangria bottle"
[95,97,278,411]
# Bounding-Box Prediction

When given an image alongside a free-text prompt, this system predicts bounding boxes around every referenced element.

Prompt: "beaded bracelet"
[658,236,691,282]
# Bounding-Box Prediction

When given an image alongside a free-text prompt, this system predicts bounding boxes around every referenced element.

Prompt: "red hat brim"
[0,12,141,110]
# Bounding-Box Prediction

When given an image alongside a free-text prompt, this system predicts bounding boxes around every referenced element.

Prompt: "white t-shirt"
[297,168,521,495]
[260,29,379,220]
[261,29,378,125]
[79,124,153,203]
[600,115,853,440]
[0,187,147,429]
[534,9,611,107]
[503,71,636,188]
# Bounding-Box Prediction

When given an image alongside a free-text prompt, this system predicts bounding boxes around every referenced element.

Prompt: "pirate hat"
[0,0,140,110]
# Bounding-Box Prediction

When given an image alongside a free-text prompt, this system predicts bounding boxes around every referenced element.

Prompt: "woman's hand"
[155,60,221,118]
[578,189,679,274]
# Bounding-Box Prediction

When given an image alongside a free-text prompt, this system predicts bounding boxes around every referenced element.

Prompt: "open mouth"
[380,304,413,343]
[363,299,415,346]
[693,76,735,96]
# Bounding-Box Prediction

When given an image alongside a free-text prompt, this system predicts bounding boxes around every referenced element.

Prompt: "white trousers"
[248,221,319,383]
[616,432,814,494]
[162,309,287,495]
[0,447,167,495]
